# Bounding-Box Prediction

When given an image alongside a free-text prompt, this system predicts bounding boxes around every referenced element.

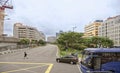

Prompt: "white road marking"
[77,65,82,73]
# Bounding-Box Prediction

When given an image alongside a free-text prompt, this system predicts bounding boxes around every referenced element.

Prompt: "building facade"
[0,36,19,51]
[98,15,120,47]
[47,36,57,43]
[13,23,45,41]
[0,9,4,36]
[84,20,103,37]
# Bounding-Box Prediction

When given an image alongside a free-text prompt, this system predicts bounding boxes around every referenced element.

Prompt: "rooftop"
[85,48,120,53]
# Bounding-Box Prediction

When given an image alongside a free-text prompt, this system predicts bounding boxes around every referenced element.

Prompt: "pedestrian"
[24,52,28,59]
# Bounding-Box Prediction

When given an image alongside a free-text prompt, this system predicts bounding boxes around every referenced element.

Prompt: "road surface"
[0,44,80,73]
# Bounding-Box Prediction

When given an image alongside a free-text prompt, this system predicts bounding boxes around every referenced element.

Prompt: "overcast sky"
[4,0,120,36]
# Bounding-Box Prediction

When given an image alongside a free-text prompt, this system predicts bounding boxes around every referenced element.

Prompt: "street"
[0,44,80,73]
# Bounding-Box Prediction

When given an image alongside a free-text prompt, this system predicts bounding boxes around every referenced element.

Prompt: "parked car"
[56,55,78,64]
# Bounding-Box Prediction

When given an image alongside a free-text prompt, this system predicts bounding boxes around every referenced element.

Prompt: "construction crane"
[0,0,13,36]
[0,0,13,10]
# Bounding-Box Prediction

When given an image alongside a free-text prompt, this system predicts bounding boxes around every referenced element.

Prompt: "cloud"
[4,0,120,36]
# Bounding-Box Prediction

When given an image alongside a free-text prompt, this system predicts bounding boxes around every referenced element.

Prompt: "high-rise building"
[47,36,57,43]
[13,23,45,41]
[84,20,103,37]
[98,15,120,47]
[0,9,4,36]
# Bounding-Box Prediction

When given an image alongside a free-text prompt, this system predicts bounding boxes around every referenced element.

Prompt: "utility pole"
[72,26,77,32]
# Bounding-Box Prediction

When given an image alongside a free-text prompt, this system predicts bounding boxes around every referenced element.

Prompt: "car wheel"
[70,61,74,64]
[57,59,60,63]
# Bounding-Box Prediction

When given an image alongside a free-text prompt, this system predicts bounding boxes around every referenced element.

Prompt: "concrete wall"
[0,37,19,43]
[0,37,19,52]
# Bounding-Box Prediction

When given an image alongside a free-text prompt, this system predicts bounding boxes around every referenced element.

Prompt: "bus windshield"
[81,51,93,68]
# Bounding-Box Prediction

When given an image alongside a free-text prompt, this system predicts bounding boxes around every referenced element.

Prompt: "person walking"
[24,52,28,59]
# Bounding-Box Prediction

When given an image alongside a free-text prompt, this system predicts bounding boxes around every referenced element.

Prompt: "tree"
[90,36,113,48]
[101,37,113,48]
[31,40,37,44]
[57,32,114,51]
[83,38,93,48]
[57,32,85,50]
[19,39,30,45]
[91,36,101,48]
[38,39,46,45]
[18,38,30,48]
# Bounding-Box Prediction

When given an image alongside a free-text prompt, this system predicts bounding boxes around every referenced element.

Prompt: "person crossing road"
[24,52,28,59]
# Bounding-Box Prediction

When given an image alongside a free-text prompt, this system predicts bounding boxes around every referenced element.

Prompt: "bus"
[80,48,120,73]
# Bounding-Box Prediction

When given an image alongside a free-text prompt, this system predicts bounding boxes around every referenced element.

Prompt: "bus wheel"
[109,70,115,73]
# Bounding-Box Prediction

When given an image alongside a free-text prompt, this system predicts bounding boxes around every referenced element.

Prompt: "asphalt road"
[0,44,81,73]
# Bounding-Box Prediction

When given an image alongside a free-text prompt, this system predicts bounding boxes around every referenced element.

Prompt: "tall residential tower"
[98,15,120,47]
[84,20,103,37]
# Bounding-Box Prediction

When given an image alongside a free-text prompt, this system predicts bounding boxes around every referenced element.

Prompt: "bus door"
[93,56,101,70]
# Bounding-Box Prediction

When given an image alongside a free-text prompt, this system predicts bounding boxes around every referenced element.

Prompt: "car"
[56,55,78,64]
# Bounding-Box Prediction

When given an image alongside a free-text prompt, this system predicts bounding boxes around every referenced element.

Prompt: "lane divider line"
[0,62,51,65]
[1,65,48,73]
[0,62,54,73]
[45,64,53,73]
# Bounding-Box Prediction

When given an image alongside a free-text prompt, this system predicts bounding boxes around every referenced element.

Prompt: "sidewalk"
[0,48,30,55]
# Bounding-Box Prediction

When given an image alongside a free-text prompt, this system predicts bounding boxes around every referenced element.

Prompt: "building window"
[118,19,120,23]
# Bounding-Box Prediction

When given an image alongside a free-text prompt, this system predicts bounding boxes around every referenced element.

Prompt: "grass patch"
[59,48,82,58]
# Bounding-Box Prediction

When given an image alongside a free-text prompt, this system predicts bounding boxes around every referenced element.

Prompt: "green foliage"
[19,38,30,45]
[57,32,114,50]
[59,48,81,57]
[38,39,46,45]
[57,32,114,57]
[82,38,92,47]
[100,37,114,48]
[57,32,85,50]
[31,40,37,44]
[86,36,114,48]
[72,43,87,50]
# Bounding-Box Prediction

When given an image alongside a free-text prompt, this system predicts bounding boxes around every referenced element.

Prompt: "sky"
[3,0,120,37]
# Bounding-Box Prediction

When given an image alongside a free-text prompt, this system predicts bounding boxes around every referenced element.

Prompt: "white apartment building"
[98,15,120,47]
[13,23,45,41]
[47,36,57,43]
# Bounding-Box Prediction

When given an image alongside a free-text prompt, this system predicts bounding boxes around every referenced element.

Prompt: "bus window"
[100,53,120,64]
[93,52,120,64]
